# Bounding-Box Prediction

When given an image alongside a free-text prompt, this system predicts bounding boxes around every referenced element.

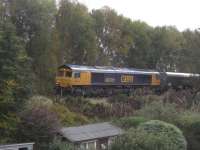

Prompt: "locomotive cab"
[55,65,91,89]
[56,68,72,88]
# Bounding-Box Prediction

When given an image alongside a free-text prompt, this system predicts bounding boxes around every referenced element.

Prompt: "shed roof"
[60,122,123,142]
[0,143,34,149]
[59,64,159,74]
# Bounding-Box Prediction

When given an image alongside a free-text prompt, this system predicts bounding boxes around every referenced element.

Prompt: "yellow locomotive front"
[55,66,91,91]
[56,68,72,88]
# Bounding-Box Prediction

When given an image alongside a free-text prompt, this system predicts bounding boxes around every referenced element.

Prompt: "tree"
[126,21,153,68]
[56,0,97,65]
[151,26,184,71]
[16,105,61,150]
[10,0,57,94]
[0,6,32,141]
[92,7,134,65]
[178,30,200,73]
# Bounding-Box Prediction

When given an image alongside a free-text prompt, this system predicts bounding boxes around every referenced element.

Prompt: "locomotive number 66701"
[121,75,134,83]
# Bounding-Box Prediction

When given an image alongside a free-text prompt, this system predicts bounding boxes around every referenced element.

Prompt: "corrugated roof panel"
[61,122,123,142]
[0,143,34,149]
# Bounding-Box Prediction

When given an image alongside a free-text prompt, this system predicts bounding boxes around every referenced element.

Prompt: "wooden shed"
[0,143,34,150]
[60,122,123,150]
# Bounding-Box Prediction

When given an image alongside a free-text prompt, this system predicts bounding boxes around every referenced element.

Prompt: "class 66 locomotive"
[55,64,199,96]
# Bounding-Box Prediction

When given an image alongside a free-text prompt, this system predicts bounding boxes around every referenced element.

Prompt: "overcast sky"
[77,0,200,31]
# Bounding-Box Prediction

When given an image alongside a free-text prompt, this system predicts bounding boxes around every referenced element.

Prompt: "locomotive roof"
[59,64,159,74]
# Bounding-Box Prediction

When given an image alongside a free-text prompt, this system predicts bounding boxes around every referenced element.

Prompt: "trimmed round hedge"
[114,116,148,129]
[111,120,187,150]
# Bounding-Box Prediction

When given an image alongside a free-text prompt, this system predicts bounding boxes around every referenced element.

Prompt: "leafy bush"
[108,94,129,103]
[26,95,53,108]
[0,113,20,143]
[136,101,180,124]
[111,128,168,150]
[131,92,162,107]
[64,96,141,118]
[15,96,89,150]
[139,120,187,150]
[26,96,89,125]
[176,112,200,150]
[113,116,148,129]
[16,105,61,150]
[111,120,187,150]
[51,103,89,125]
[49,138,74,150]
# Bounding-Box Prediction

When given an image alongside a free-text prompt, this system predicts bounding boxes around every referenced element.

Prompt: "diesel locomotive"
[55,64,199,96]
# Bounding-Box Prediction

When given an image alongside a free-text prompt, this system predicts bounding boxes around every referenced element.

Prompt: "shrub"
[0,113,20,143]
[16,96,90,149]
[108,94,129,103]
[16,105,61,150]
[64,95,142,118]
[136,101,180,124]
[139,120,187,150]
[26,96,89,125]
[51,103,89,125]
[111,120,187,150]
[111,128,169,150]
[25,95,53,109]
[177,112,200,150]
[113,116,148,129]
[49,138,74,150]
[134,94,162,105]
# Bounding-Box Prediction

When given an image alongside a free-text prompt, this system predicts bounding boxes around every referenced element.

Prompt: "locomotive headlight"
[56,80,60,86]
[56,82,59,86]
